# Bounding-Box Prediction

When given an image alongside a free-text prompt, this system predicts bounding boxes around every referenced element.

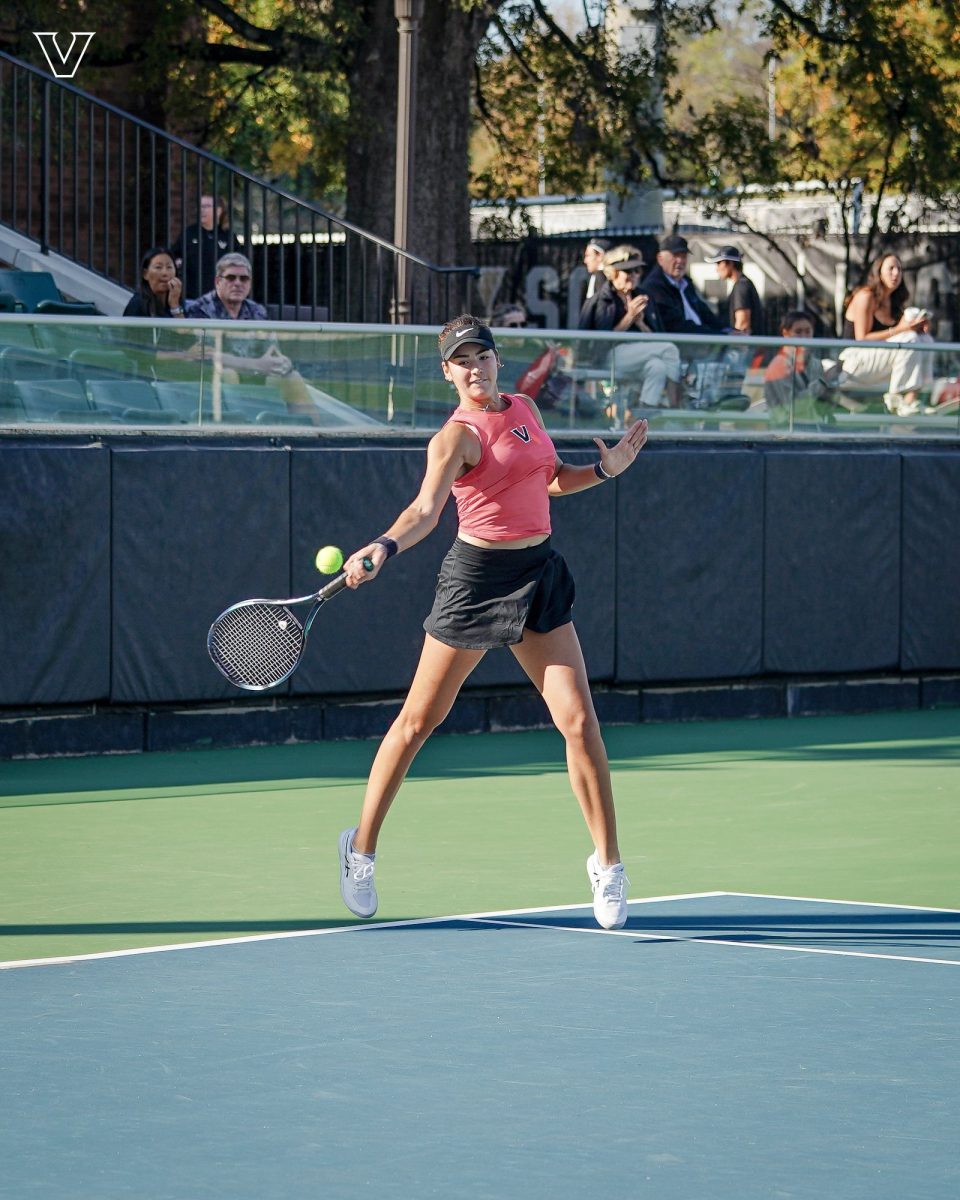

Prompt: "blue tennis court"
[3,891,957,1199]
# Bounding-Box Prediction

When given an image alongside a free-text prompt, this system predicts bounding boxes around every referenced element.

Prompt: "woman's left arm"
[548,420,648,495]
[521,393,648,497]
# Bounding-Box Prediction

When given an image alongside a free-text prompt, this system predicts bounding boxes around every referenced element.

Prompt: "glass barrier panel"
[0,315,957,440]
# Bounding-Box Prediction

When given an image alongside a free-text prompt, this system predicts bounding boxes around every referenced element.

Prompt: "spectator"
[706,245,766,335]
[763,310,839,419]
[582,238,609,300]
[185,253,317,417]
[171,195,237,300]
[837,254,931,414]
[118,247,205,367]
[490,301,527,328]
[640,234,728,335]
[578,244,683,410]
[122,247,185,319]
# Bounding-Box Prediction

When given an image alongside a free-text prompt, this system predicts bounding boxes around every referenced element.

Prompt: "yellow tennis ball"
[315,545,344,574]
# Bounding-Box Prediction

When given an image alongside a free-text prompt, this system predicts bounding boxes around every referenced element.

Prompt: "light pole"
[393,0,424,324]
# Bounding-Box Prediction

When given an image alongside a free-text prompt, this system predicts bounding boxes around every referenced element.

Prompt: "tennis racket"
[207,558,373,691]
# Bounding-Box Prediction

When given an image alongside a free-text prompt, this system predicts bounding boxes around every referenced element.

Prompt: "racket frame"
[207,560,371,691]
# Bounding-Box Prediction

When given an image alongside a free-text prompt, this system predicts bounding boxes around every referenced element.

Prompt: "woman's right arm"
[847,289,925,341]
[343,422,476,586]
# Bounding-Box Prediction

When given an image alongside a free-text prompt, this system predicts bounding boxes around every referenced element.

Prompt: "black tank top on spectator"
[842,313,896,339]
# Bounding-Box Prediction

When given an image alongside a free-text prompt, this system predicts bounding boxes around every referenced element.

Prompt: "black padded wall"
[0,444,110,704]
[615,448,764,682]
[900,452,960,670]
[111,446,291,702]
[289,446,616,695]
[763,450,901,673]
[4,438,957,720]
[290,446,456,695]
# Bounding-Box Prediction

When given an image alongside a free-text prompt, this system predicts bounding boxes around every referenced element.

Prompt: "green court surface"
[1,709,957,964]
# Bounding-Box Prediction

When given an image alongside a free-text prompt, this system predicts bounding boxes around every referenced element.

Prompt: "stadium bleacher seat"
[0,321,40,349]
[12,378,102,423]
[0,346,72,385]
[221,384,287,421]
[153,381,209,421]
[0,270,98,315]
[87,379,153,413]
[67,347,139,384]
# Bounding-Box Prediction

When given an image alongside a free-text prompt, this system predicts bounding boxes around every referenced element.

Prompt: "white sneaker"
[338,828,378,918]
[587,852,629,930]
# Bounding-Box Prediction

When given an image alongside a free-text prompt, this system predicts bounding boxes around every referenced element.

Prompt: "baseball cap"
[603,245,645,272]
[439,321,497,361]
[659,234,690,254]
[706,245,743,264]
[903,306,930,323]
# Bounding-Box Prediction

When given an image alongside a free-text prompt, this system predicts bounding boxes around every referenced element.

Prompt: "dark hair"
[846,253,909,322]
[780,309,815,333]
[137,246,177,317]
[214,194,230,231]
[490,302,526,328]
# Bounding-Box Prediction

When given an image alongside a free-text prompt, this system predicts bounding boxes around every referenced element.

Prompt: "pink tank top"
[447,394,558,541]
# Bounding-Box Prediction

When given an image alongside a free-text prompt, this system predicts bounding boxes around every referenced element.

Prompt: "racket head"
[207,599,317,691]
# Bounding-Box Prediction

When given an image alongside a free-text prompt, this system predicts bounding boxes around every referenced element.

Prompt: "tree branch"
[767,0,853,48]
[490,13,541,84]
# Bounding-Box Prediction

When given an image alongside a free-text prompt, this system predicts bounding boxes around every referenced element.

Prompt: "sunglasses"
[220,273,251,282]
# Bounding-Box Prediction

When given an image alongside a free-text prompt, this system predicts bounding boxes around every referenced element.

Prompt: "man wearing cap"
[582,238,609,300]
[578,244,682,409]
[639,234,727,335]
[707,245,765,336]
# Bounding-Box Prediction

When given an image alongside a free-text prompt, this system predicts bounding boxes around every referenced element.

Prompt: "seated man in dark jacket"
[578,244,682,409]
[640,234,728,335]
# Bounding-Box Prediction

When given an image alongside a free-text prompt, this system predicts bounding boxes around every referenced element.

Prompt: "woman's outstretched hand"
[593,418,648,478]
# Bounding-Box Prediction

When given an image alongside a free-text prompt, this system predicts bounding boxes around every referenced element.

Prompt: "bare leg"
[510,622,621,866]
[352,634,485,854]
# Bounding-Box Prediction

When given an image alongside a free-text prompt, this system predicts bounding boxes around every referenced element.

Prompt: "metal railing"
[0,49,478,322]
[1,314,957,440]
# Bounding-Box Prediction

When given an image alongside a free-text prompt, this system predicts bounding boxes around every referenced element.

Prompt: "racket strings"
[208,603,305,689]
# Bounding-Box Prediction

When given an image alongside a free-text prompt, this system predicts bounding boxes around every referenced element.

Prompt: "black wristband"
[594,461,614,481]
[373,536,398,559]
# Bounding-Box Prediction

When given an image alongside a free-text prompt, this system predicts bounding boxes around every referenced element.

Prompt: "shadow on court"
[8,904,958,956]
[0,918,360,937]
[2,709,957,800]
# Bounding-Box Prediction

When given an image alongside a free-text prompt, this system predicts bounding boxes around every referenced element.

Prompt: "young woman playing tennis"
[338,314,647,929]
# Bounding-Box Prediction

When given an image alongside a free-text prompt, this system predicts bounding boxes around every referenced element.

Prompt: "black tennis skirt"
[423,537,575,650]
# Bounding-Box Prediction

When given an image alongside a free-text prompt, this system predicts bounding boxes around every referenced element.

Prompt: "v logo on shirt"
[511,424,530,443]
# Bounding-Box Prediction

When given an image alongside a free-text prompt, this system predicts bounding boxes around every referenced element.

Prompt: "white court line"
[463,913,960,967]
[726,890,960,914]
[0,891,726,972]
[3,890,957,972]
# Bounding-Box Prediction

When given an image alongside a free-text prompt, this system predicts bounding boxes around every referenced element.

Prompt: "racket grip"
[318,557,374,600]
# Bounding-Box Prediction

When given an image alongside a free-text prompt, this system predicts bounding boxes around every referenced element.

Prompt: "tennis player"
[338,314,647,929]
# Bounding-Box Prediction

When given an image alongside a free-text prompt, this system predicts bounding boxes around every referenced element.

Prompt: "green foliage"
[3,0,959,257]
